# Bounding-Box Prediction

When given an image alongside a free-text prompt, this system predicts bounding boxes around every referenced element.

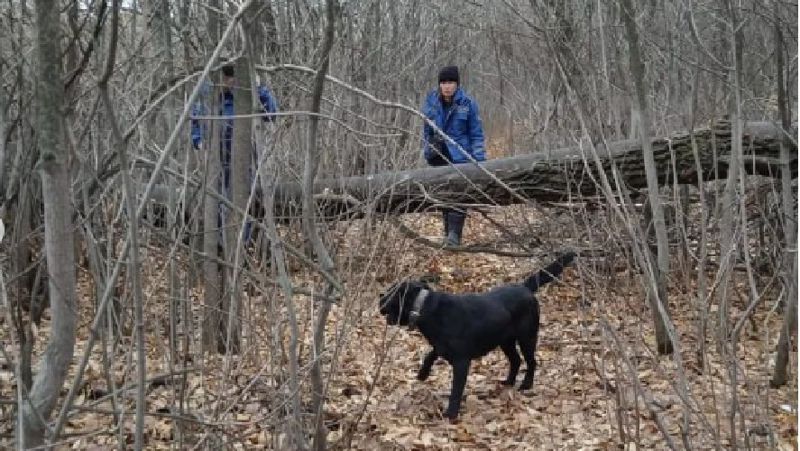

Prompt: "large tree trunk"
[139,120,792,225]
[18,1,78,447]
[268,121,793,220]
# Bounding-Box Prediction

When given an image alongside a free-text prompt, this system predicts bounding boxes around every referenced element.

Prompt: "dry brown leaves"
[0,209,796,450]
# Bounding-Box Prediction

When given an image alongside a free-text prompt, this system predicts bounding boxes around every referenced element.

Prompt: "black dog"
[378,252,575,420]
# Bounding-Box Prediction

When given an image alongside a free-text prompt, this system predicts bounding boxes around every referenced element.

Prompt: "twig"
[601,318,678,450]
[191,110,402,139]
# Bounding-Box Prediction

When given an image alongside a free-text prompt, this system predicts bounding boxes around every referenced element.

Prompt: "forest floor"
[1,208,797,450]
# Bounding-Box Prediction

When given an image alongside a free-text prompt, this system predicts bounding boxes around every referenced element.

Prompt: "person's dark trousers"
[428,150,466,246]
[445,210,466,246]
[429,153,452,241]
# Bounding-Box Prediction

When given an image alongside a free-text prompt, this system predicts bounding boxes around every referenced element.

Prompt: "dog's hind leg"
[500,340,521,386]
[444,359,470,420]
[417,349,438,381]
[518,330,539,390]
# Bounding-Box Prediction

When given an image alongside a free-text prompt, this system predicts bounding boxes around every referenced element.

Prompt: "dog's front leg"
[417,349,438,381]
[444,359,470,420]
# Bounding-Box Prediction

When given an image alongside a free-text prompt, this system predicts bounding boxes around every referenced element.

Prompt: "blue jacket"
[191,84,278,150]
[421,87,486,165]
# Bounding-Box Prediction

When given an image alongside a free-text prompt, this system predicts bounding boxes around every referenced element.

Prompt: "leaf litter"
[0,208,795,450]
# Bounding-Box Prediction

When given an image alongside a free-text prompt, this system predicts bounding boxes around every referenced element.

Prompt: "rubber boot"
[442,211,450,238]
[445,211,466,246]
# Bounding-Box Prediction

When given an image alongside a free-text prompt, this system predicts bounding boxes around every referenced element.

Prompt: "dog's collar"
[408,289,429,329]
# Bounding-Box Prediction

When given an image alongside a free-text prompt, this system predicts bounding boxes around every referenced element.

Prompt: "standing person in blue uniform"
[421,65,486,246]
[191,64,278,245]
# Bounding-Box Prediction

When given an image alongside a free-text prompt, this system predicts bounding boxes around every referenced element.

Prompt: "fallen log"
[271,121,795,220]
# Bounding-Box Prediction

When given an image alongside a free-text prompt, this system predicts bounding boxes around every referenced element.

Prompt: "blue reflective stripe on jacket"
[421,87,486,164]
[190,84,278,150]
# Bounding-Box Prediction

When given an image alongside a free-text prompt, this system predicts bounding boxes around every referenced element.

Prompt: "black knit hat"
[221,64,235,77]
[438,66,459,84]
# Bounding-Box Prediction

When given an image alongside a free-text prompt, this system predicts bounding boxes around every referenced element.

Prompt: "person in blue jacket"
[422,65,486,246]
[192,64,277,190]
[191,64,278,245]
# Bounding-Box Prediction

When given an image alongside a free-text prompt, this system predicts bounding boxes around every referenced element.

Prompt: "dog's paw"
[518,381,533,391]
[500,379,516,387]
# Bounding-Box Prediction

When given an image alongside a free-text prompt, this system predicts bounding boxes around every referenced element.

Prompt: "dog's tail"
[523,251,576,292]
